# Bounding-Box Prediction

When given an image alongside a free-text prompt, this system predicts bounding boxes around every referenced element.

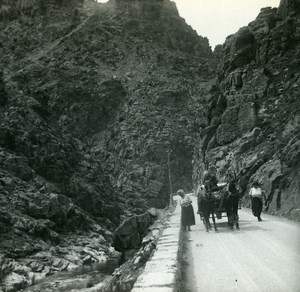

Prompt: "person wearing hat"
[177,189,195,231]
[203,165,219,193]
[249,181,264,221]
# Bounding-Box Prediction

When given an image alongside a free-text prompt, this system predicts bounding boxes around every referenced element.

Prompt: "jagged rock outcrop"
[193,0,300,220]
[112,208,157,254]
[0,0,214,290]
[0,0,84,20]
[278,0,300,16]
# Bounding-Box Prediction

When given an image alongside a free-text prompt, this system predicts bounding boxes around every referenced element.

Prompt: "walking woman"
[249,181,263,221]
[177,189,195,231]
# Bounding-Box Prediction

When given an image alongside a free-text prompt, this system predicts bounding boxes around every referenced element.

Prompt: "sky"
[96,0,281,49]
[173,0,280,48]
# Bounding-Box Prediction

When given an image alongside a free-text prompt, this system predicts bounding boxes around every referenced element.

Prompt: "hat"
[177,189,184,195]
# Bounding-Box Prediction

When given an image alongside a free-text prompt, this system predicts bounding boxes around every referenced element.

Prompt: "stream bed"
[21,259,119,292]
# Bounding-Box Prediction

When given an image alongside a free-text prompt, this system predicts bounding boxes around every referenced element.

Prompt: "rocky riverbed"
[20,259,119,292]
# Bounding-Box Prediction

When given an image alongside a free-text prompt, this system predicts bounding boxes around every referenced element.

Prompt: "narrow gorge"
[0,0,299,291]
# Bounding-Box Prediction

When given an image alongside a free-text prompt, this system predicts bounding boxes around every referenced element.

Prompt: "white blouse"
[179,194,192,207]
[249,187,262,197]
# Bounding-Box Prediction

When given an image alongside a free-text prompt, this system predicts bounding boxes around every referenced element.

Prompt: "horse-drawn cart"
[197,182,241,231]
[211,182,228,219]
[197,183,227,217]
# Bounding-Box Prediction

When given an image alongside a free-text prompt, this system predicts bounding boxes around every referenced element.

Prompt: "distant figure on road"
[178,189,195,231]
[249,181,263,221]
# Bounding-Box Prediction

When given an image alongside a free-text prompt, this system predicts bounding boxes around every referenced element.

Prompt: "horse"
[223,173,240,230]
[197,185,218,232]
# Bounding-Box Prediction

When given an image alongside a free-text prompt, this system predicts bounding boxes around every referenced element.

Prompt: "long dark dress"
[251,197,263,218]
[181,204,196,227]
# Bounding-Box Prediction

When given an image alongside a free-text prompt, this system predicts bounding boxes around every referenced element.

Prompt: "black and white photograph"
[0,0,299,291]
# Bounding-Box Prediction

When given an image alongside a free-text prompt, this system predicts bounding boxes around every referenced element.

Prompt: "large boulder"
[2,272,26,292]
[112,210,157,253]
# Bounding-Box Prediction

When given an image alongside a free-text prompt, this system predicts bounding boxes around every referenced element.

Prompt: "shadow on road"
[180,232,198,292]
[219,221,271,232]
[194,220,271,233]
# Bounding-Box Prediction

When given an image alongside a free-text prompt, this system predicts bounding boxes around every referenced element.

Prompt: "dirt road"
[181,195,300,292]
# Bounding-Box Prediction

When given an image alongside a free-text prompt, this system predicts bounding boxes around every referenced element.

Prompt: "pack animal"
[224,174,240,230]
[198,185,218,232]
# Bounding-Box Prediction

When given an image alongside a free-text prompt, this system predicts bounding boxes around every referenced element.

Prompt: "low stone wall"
[131,199,182,292]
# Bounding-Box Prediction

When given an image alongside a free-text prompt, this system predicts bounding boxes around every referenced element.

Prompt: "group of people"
[177,167,265,231]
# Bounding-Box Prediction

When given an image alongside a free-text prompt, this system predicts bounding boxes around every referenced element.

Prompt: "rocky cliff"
[0,0,299,290]
[0,0,214,290]
[192,0,300,221]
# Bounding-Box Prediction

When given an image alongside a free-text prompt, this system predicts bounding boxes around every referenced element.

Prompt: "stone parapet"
[131,198,182,292]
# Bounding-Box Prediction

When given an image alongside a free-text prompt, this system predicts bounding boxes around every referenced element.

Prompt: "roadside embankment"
[71,200,183,292]
[131,196,183,292]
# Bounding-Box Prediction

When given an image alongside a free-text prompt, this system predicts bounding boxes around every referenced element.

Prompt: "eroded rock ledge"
[192,0,300,220]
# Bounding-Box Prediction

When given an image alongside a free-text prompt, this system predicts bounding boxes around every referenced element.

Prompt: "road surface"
[181,195,300,292]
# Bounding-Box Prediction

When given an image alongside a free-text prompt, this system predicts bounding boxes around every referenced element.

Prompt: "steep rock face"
[1,0,212,213]
[2,0,300,289]
[193,0,300,220]
[0,0,214,289]
[278,0,300,16]
[0,0,82,21]
[112,0,211,55]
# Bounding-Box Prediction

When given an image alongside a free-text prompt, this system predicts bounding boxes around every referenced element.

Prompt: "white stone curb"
[131,200,182,292]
